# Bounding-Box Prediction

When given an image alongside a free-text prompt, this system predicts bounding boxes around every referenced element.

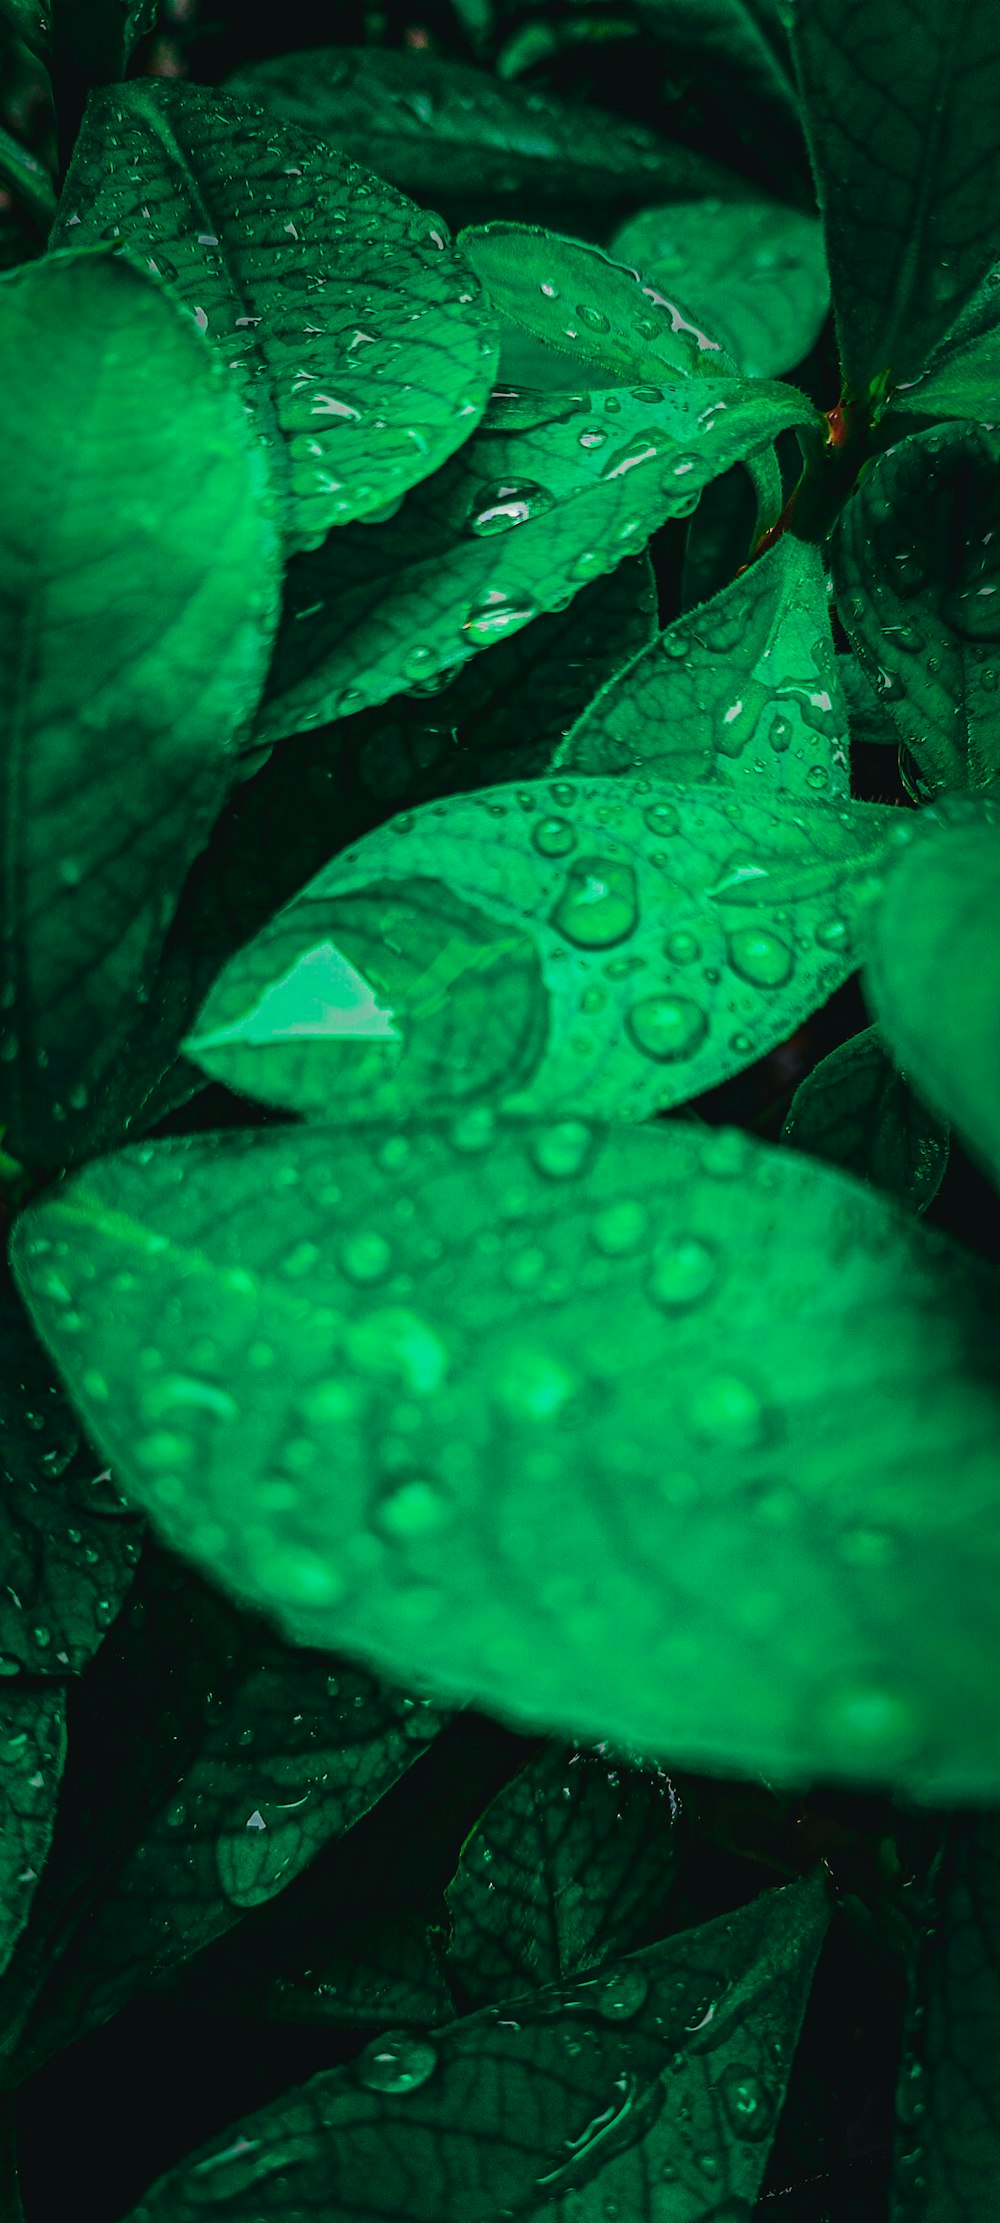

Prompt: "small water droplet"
[647,1235,718,1309]
[592,1967,649,2021]
[530,1122,597,1180]
[589,1200,649,1256]
[688,1372,767,1448]
[626,994,707,1062]
[374,1475,452,1541]
[533,816,577,859]
[727,928,794,988]
[665,929,700,964]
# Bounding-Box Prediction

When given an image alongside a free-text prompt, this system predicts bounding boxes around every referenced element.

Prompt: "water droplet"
[576,302,610,333]
[355,2032,438,2093]
[339,1231,392,1283]
[719,2064,775,2142]
[267,1548,344,1608]
[539,280,560,299]
[592,1967,649,2021]
[626,995,707,1062]
[141,1376,238,1424]
[530,1122,597,1180]
[769,714,793,753]
[532,817,577,859]
[347,1308,448,1395]
[493,1348,581,1422]
[817,1685,921,1761]
[688,1372,767,1448]
[814,916,851,951]
[578,427,607,450]
[374,1475,452,1541]
[643,802,679,838]
[727,928,794,989]
[589,1200,649,1256]
[647,1235,718,1309]
[467,479,555,536]
[551,858,639,949]
[665,929,700,964]
[463,591,537,644]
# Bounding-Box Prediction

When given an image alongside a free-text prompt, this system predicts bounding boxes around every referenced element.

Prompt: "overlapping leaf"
[891,262,1000,424]
[863,796,1000,1187]
[790,0,1000,392]
[838,652,901,752]
[0,1685,65,1984]
[223,46,741,220]
[445,1741,679,2004]
[0,247,280,1171]
[890,1815,1000,2221]
[781,1026,949,1213]
[122,1870,829,2223]
[833,425,1000,797]
[13,1118,1000,1798]
[557,535,850,800]
[610,197,828,378]
[0,1546,444,2082]
[255,371,814,747]
[183,776,888,1126]
[51,81,499,550]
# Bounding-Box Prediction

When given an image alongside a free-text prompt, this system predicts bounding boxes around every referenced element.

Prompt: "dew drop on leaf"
[355,2032,439,2093]
[551,858,640,949]
[727,927,795,988]
[646,1235,719,1310]
[626,994,707,1061]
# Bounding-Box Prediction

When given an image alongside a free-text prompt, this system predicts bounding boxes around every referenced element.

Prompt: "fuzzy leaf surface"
[611,198,828,378]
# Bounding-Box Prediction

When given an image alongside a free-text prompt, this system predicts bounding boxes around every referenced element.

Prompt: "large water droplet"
[727,928,794,988]
[551,858,639,949]
[355,2032,438,2093]
[626,994,707,1061]
[467,479,556,535]
[462,590,537,644]
[647,1235,718,1310]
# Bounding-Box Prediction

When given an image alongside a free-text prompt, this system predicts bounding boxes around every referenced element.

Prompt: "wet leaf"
[12,1118,1000,1798]
[832,425,1000,797]
[51,81,499,552]
[863,796,1000,1189]
[680,463,759,612]
[781,1026,949,1214]
[790,0,1000,391]
[183,778,888,1126]
[255,372,815,745]
[838,653,902,751]
[890,1814,1000,2222]
[1,0,154,68]
[610,197,829,378]
[121,1869,829,2223]
[891,261,1000,424]
[0,1281,143,1677]
[0,247,279,1172]
[557,536,850,801]
[445,1741,679,2005]
[0,1546,444,2081]
[0,1685,65,1984]
[222,45,741,220]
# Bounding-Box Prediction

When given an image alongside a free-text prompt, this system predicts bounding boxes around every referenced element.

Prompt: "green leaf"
[0,1546,444,2081]
[838,652,901,751]
[610,198,828,379]
[789,0,1000,392]
[13,1118,1000,1798]
[1,0,155,67]
[556,536,850,801]
[890,1815,1000,2221]
[863,796,1000,1188]
[679,462,759,611]
[183,778,887,1126]
[121,1869,829,2223]
[891,261,1000,424]
[0,246,279,1172]
[222,46,743,221]
[445,1741,679,2006]
[0,1685,65,1984]
[0,124,56,233]
[781,1026,949,1214]
[832,425,1000,797]
[0,1282,143,1676]
[459,219,744,383]
[254,373,816,746]
[51,82,499,553]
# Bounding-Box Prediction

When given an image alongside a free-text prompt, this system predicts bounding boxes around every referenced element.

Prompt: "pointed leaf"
[838,653,901,751]
[610,198,828,378]
[863,796,1000,1187]
[122,1871,829,2223]
[890,1815,1000,2221]
[13,1118,1000,1797]
[0,246,279,1171]
[184,778,888,1125]
[0,1546,444,2080]
[892,263,1000,424]
[781,1026,949,1213]
[445,1741,679,2005]
[790,0,1000,391]
[51,82,499,552]
[0,1284,142,1676]
[557,536,850,801]
[255,373,817,746]
[0,1685,65,1984]
[832,424,1000,797]
[223,46,742,218]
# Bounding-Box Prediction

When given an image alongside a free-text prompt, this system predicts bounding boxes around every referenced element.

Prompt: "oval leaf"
[183,778,889,1125]
[781,1026,949,1213]
[12,1119,1000,1798]
[610,198,829,378]
[0,1686,65,1984]
[51,81,499,552]
[0,247,280,1170]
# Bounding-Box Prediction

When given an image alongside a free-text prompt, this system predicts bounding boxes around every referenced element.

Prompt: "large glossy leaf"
[790,0,1000,394]
[0,247,279,1172]
[0,1283,142,1676]
[183,778,888,1126]
[557,535,850,801]
[610,198,828,378]
[832,425,1000,797]
[781,1026,949,1214]
[890,1815,1000,2221]
[445,1741,679,2006]
[13,1118,1000,1798]
[121,1870,829,2223]
[863,797,1000,1187]
[0,1685,65,1984]
[254,372,816,746]
[223,46,742,220]
[52,82,499,552]
[0,1546,444,2082]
